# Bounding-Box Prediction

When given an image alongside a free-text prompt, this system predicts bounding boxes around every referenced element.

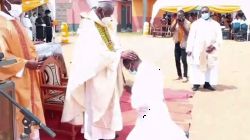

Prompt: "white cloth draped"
[61,10,124,139]
[186,18,222,85]
[30,15,37,40]
[127,62,188,140]
[20,14,33,40]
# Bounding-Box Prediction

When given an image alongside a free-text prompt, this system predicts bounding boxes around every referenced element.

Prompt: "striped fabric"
[95,22,115,51]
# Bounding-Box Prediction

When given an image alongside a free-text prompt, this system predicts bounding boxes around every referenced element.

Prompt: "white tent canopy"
[150,0,250,24]
[46,0,56,20]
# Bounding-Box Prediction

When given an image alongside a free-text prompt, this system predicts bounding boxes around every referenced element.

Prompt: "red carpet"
[41,88,193,140]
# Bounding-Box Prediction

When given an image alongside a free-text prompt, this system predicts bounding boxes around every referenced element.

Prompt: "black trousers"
[45,27,53,42]
[174,42,188,77]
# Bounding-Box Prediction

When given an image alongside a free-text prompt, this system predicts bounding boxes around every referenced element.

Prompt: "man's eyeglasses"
[201,11,209,14]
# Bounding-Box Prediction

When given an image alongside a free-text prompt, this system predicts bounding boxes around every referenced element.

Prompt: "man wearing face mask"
[61,0,137,139]
[171,8,190,83]
[123,56,188,140]
[186,6,222,91]
[0,0,46,139]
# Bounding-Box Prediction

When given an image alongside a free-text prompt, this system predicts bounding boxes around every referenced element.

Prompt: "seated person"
[241,23,248,32]
[161,18,167,36]
[123,55,188,140]
[240,22,248,40]
[231,20,241,33]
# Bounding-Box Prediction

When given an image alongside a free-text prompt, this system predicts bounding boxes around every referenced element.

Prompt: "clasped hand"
[206,45,216,53]
[187,45,215,56]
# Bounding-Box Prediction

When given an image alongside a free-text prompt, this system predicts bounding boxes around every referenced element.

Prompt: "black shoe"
[192,85,200,91]
[185,131,189,138]
[203,82,216,91]
[115,133,119,138]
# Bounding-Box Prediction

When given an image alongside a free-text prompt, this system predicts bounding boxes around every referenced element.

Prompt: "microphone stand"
[0,88,56,139]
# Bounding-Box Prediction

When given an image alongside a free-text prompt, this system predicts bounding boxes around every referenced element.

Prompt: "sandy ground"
[60,33,250,140]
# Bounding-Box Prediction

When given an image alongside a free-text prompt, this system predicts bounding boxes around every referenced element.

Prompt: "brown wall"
[132,0,156,32]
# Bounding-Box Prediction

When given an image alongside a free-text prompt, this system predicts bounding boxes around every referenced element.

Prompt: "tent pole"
[143,0,147,23]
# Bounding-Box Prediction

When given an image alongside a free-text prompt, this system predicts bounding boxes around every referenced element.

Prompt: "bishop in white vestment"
[61,1,137,139]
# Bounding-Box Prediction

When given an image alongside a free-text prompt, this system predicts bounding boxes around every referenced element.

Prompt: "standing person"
[0,0,46,139]
[123,56,188,140]
[61,0,137,140]
[30,12,37,41]
[43,9,53,42]
[186,6,222,91]
[20,12,33,40]
[170,9,190,82]
[35,13,45,41]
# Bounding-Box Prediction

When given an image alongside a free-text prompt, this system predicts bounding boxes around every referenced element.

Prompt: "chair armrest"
[61,77,68,83]
[40,84,67,90]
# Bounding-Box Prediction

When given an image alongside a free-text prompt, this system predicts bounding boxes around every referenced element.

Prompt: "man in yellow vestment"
[0,0,45,139]
[61,0,137,139]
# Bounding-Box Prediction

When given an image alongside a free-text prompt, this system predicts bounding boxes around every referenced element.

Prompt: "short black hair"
[45,9,51,14]
[201,6,209,11]
[237,12,244,18]
[178,10,185,14]
[123,59,133,67]
[123,56,140,68]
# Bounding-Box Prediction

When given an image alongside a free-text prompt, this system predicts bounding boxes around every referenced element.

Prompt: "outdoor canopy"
[22,0,49,12]
[22,0,56,19]
[150,0,250,24]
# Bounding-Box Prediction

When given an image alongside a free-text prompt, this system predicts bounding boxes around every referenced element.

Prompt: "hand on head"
[122,51,140,73]
[121,50,137,60]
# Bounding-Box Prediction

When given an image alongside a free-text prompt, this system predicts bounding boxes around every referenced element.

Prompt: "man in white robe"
[20,13,33,40]
[186,6,222,91]
[61,1,137,140]
[123,56,188,140]
[30,12,37,41]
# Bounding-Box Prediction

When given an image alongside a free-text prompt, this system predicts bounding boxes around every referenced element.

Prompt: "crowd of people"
[20,9,54,42]
[160,10,248,40]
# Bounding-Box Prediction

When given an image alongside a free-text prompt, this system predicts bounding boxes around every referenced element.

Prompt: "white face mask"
[128,64,137,75]
[129,70,137,75]
[201,13,210,20]
[8,3,23,18]
[101,17,113,25]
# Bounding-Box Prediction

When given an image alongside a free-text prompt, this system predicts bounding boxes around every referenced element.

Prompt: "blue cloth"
[232,22,241,33]
[241,24,248,32]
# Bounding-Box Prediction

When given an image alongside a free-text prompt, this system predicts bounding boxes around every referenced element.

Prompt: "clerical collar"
[0,11,14,20]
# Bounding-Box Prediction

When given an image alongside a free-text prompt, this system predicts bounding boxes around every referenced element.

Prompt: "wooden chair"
[151,19,172,38]
[38,56,80,140]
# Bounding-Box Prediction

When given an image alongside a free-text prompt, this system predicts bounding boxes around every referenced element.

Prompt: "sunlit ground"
[60,33,250,140]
